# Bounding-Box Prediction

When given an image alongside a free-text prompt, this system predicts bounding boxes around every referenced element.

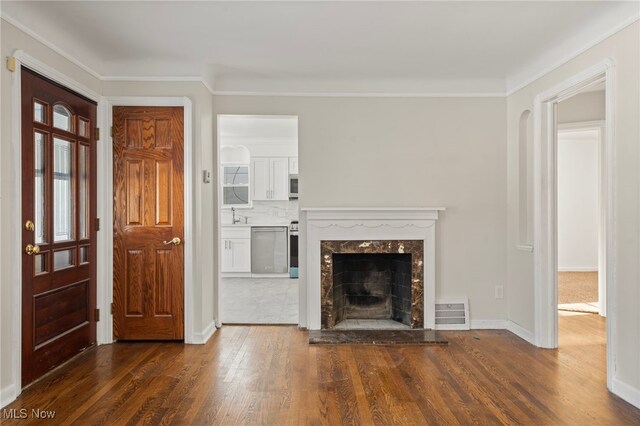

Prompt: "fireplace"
[320,240,424,329]
[304,207,443,330]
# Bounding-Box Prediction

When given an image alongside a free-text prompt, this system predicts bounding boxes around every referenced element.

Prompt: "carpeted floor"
[558,271,598,313]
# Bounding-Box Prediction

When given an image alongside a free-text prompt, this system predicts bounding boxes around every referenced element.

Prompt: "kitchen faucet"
[232,207,247,224]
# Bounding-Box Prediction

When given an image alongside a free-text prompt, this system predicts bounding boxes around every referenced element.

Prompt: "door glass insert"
[34,132,47,244]
[53,137,74,242]
[34,253,47,275]
[53,249,74,270]
[79,144,89,239]
[53,104,73,132]
[34,101,46,123]
[79,246,89,264]
[78,118,90,138]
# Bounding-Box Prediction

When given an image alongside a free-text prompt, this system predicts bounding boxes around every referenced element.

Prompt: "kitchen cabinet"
[221,164,251,208]
[221,227,251,273]
[289,157,298,174]
[251,157,289,200]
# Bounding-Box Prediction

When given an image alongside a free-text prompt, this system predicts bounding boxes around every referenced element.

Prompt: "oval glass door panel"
[34,132,47,244]
[53,137,74,242]
[53,104,73,132]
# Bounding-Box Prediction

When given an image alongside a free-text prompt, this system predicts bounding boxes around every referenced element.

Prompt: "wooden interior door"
[113,106,184,340]
[21,68,97,386]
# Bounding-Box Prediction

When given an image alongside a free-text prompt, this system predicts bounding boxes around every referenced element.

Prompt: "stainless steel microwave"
[289,174,298,199]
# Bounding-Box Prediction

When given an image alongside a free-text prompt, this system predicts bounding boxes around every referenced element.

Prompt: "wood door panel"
[126,119,144,148]
[21,68,97,386]
[155,119,172,148]
[154,249,173,315]
[125,250,145,316]
[31,324,92,380]
[113,106,184,340]
[126,160,144,225]
[155,160,173,225]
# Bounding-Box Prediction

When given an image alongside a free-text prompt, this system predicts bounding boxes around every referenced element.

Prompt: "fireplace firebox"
[332,253,412,326]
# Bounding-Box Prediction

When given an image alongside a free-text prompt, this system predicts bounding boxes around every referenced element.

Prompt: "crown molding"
[211,90,506,98]
[1,12,102,80]
[3,9,638,99]
[506,13,639,96]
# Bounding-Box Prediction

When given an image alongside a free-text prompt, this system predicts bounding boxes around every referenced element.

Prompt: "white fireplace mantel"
[303,207,444,330]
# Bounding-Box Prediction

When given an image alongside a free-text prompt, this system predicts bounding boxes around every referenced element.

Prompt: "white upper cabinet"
[288,157,299,174]
[252,157,289,201]
[221,164,251,208]
[251,158,270,201]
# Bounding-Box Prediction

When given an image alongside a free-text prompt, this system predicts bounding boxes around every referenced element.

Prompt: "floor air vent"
[435,298,470,330]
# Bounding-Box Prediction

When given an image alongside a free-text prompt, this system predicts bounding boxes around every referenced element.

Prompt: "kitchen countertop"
[222,223,290,228]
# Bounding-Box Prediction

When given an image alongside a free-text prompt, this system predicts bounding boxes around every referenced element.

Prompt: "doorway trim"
[100,96,194,344]
[8,49,102,401]
[532,58,615,389]
[556,120,606,316]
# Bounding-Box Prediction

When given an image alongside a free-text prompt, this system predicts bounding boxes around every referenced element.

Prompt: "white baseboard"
[557,267,598,272]
[470,319,507,329]
[1,384,17,409]
[612,377,640,409]
[190,320,217,344]
[506,320,536,345]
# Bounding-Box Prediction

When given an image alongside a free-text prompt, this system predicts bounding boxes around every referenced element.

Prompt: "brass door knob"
[162,237,181,246]
[25,244,40,255]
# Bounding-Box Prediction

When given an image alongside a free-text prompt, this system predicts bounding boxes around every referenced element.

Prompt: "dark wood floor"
[4,313,639,425]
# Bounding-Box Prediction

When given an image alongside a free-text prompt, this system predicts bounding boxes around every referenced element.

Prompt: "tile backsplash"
[221,200,299,225]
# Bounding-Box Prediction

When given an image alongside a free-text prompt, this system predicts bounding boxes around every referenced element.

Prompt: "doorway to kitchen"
[217,115,299,324]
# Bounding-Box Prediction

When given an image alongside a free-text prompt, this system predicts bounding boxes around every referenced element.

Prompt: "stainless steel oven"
[289,174,298,199]
[289,221,298,278]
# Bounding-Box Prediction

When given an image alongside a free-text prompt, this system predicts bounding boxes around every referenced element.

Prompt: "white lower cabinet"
[221,227,251,273]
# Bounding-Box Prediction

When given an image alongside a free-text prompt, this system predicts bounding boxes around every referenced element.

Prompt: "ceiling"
[1,1,638,94]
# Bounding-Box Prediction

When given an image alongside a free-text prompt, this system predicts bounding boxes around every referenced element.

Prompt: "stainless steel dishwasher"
[251,226,288,274]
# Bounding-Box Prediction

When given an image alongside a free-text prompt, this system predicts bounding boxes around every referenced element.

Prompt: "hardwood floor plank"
[4,315,640,425]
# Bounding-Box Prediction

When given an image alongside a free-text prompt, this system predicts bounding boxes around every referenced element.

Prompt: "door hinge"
[110,126,114,137]
[6,56,16,72]
[96,127,100,140]
[96,218,100,231]
[111,303,115,315]
[95,308,100,322]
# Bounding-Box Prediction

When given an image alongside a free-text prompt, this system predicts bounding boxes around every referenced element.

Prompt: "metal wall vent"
[435,298,470,330]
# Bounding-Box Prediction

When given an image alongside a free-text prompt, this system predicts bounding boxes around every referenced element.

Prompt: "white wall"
[557,90,606,124]
[507,21,640,402]
[557,130,599,271]
[213,95,508,325]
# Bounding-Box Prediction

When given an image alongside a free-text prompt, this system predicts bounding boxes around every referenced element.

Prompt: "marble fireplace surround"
[303,208,444,330]
[321,240,423,329]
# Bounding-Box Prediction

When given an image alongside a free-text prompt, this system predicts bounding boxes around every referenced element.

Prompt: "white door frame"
[100,97,194,344]
[556,120,606,317]
[533,58,615,389]
[8,50,103,399]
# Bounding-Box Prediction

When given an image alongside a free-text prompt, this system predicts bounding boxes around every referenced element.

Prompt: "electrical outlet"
[495,285,504,299]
